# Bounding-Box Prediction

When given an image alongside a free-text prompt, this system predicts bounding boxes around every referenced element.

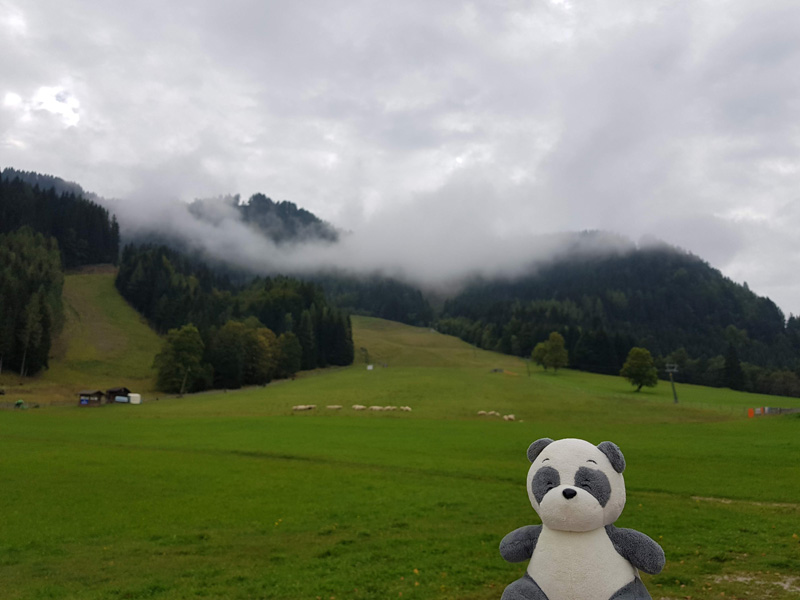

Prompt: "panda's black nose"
[562,488,577,499]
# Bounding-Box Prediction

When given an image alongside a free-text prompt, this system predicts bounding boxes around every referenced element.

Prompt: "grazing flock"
[291,404,413,412]
[477,410,516,421]
[290,405,517,421]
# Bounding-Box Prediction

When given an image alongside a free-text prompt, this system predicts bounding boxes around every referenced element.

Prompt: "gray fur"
[499,525,542,563]
[531,466,560,504]
[574,466,612,507]
[501,574,550,600]
[609,577,652,599]
[597,441,626,473]
[527,438,554,463]
[605,525,666,575]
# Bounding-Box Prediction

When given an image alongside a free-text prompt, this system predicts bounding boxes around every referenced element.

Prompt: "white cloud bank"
[1,0,800,313]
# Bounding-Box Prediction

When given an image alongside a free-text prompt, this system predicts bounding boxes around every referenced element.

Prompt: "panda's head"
[525,438,626,532]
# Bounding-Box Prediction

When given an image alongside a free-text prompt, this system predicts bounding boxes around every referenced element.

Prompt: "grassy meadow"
[2,296,800,598]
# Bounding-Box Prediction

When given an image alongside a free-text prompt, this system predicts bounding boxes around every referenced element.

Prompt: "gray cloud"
[2,0,800,314]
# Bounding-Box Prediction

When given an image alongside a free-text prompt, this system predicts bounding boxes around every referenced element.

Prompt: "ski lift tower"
[665,363,679,404]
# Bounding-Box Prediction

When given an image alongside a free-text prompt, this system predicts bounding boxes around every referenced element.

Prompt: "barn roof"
[106,387,131,396]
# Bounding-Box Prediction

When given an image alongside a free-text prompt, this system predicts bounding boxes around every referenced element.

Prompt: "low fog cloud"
[113,180,639,295]
[2,1,800,313]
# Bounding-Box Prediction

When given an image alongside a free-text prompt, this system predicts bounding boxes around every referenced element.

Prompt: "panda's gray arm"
[499,525,542,563]
[605,525,665,574]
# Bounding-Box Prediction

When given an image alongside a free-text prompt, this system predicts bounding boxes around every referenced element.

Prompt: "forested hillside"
[0,170,121,378]
[1,167,93,200]
[188,192,338,245]
[0,228,64,376]
[439,245,800,396]
[115,244,354,391]
[0,171,119,268]
[312,273,435,326]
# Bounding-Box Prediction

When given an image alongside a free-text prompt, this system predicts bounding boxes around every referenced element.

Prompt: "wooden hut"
[78,390,105,407]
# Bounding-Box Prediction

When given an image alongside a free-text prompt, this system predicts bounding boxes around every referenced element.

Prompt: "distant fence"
[748,406,800,418]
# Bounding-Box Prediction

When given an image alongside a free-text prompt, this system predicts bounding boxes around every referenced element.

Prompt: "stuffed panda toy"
[500,438,665,600]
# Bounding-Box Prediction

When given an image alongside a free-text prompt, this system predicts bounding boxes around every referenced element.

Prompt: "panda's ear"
[527,438,554,463]
[597,441,625,473]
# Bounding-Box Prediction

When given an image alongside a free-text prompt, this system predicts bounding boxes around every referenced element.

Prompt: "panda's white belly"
[527,526,637,600]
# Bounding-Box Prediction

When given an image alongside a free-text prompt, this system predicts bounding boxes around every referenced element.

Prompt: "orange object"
[748,408,754,418]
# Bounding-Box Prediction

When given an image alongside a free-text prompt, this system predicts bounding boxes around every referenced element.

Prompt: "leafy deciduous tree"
[531,332,569,372]
[620,347,658,392]
[153,324,209,393]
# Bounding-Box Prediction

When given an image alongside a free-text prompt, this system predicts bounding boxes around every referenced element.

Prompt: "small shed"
[107,387,131,403]
[78,390,105,406]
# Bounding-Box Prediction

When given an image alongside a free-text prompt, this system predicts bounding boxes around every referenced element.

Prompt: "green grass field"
[2,308,799,599]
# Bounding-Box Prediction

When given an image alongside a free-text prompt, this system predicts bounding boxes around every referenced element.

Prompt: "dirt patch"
[692,496,800,510]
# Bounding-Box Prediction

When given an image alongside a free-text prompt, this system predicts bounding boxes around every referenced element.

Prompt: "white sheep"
[368,405,384,411]
[352,404,366,411]
[326,405,342,410]
[400,406,412,412]
[477,410,487,415]
[292,405,314,411]
[502,414,516,421]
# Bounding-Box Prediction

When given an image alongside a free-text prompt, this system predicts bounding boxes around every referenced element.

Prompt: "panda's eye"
[573,467,612,508]
[532,466,561,503]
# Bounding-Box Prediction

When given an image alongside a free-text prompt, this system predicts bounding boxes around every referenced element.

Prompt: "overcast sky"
[2,1,799,314]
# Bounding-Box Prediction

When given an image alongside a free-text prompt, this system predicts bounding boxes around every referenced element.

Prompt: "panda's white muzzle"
[538,485,605,532]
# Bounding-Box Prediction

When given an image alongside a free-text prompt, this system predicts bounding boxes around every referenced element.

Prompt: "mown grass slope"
[1,267,160,405]
[1,315,798,600]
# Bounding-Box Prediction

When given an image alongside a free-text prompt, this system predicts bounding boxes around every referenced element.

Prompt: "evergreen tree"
[724,344,746,391]
[0,227,63,376]
[572,329,618,374]
[297,309,317,370]
[207,321,248,389]
[276,332,302,379]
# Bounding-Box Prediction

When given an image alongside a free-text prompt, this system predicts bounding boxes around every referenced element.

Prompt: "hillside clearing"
[1,269,159,405]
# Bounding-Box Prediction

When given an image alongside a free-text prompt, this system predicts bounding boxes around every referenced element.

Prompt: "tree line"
[438,246,800,397]
[0,228,64,376]
[115,244,354,391]
[0,171,119,268]
[312,273,435,326]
